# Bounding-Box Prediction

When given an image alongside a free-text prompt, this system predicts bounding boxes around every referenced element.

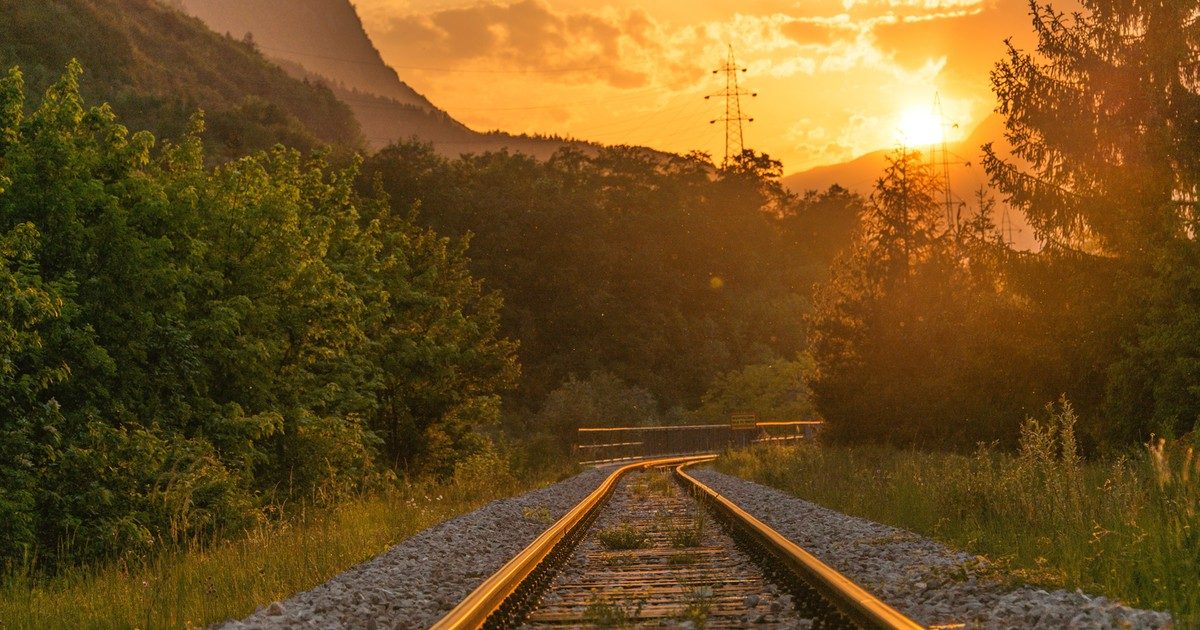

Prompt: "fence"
[573,421,823,465]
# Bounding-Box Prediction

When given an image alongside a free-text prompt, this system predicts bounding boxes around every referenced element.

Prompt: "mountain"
[170,0,433,111]
[0,0,363,158]
[784,114,1037,248]
[171,0,581,158]
[784,113,1006,197]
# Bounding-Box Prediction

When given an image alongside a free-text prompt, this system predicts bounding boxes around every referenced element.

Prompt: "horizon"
[351,0,1034,173]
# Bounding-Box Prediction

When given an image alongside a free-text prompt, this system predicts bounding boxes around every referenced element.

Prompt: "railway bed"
[432,456,920,629]
[219,457,1172,630]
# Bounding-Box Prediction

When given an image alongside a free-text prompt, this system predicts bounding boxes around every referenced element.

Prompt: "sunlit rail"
[431,454,923,629]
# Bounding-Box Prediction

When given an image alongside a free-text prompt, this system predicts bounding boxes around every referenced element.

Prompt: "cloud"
[869,0,1034,88]
[354,0,1036,170]
[367,0,673,88]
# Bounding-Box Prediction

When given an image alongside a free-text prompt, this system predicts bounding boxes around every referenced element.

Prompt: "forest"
[0,59,857,571]
[1,0,1198,585]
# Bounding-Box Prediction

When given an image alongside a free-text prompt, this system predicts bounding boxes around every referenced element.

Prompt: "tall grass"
[716,400,1200,621]
[0,453,577,629]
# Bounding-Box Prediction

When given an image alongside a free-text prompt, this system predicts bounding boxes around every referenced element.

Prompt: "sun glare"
[897,106,944,147]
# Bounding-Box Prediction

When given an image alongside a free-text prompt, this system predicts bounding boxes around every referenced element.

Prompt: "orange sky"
[350,0,1035,173]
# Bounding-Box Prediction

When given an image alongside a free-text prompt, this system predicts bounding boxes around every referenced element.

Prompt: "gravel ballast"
[219,463,1172,629]
[216,467,611,630]
[691,468,1173,629]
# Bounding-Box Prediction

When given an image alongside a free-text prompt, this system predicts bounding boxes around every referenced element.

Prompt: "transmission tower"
[1000,205,1019,247]
[934,93,958,233]
[706,45,756,167]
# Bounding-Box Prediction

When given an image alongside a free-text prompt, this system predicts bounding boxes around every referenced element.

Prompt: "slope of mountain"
[171,0,433,111]
[784,113,1036,248]
[784,113,1006,197]
[0,0,362,158]
[170,0,581,158]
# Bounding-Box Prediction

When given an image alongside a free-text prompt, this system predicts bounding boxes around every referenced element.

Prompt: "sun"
[897,106,944,147]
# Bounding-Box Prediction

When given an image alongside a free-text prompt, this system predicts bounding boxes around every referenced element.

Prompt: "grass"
[582,590,647,626]
[0,460,577,629]
[521,506,554,525]
[715,400,1200,622]
[668,504,706,548]
[630,470,676,502]
[596,523,650,551]
[667,552,700,565]
[676,585,714,626]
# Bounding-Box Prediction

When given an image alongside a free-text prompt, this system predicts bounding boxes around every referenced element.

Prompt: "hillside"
[171,0,433,110]
[784,114,1036,248]
[170,0,582,158]
[0,0,363,158]
[784,113,1006,196]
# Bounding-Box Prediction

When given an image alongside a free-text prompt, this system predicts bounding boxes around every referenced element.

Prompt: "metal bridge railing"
[573,420,823,465]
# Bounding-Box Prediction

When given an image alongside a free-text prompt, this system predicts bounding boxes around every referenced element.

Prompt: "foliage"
[361,143,861,412]
[718,416,1200,619]
[595,523,650,550]
[0,454,573,629]
[0,63,515,569]
[0,0,361,160]
[694,357,816,423]
[532,372,660,446]
[983,0,1200,443]
[806,150,1043,447]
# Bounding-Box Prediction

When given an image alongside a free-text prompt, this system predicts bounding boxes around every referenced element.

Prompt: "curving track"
[431,455,923,629]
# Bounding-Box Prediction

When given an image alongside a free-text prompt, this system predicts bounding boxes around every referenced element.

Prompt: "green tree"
[533,372,660,446]
[985,0,1200,442]
[695,357,816,423]
[360,142,844,414]
[0,63,519,568]
[808,150,1045,447]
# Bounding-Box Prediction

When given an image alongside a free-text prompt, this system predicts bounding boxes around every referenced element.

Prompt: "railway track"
[431,455,923,629]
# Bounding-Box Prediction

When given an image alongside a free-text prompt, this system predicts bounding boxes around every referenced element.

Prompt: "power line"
[705,45,756,167]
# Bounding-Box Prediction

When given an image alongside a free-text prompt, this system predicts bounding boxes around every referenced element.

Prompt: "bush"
[716,400,1200,617]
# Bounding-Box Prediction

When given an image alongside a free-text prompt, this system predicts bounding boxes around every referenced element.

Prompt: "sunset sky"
[350,0,1036,172]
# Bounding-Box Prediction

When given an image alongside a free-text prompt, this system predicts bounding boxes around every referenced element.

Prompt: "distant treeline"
[359,144,859,414]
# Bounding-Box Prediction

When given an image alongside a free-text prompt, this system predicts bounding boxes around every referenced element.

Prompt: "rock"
[266,602,285,617]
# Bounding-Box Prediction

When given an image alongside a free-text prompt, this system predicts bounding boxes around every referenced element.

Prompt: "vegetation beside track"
[0,453,576,629]
[716,402,1200,622]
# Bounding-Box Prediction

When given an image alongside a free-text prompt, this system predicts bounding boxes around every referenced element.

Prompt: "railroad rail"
[431,455,924,629]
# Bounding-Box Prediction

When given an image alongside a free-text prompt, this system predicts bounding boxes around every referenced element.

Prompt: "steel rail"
[429,454,718,630]
[674,462,925,630]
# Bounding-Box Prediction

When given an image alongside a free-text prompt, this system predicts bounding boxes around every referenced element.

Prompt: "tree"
[985,0,1200,441]
[360,142,849,414]
[808,150,1044,447]
[0,63,519,568]
[984,0,1200,254]
[533,372,660,446]
[695,357,816,423]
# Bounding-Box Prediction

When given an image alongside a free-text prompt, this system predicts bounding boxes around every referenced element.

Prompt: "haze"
[351,0,1035,171]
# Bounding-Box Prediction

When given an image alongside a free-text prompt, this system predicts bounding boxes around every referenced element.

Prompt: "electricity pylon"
[706,45,756,168]
[934,93,959,233]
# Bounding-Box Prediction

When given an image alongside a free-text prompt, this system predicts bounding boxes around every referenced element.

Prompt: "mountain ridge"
[783,114,1036,248]
[0,0,363,158]
[783,113,1007,196]
[172,0,592,159]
